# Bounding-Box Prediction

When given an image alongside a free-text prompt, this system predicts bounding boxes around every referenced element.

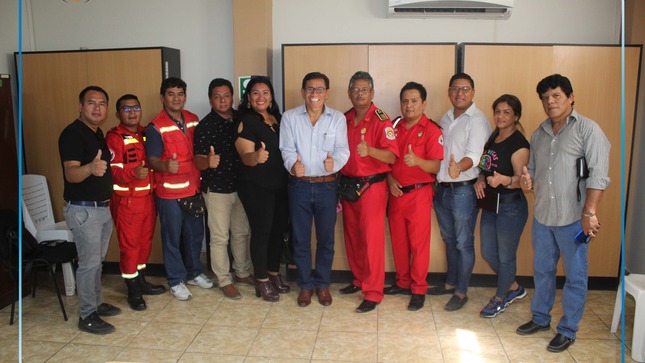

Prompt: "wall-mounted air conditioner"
[388,0,514,19]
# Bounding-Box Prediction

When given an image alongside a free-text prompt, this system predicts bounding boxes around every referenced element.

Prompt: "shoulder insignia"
[375,108,389,121]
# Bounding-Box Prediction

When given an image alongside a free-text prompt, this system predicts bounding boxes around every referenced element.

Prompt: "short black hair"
[400,82,427,102]
[449,73,475,89]
[116,94,139,111]
[208,78,233,98]
[160,77,187,95]
[536,73,574,98]
[79,86,109,104]
[301,72,330,89]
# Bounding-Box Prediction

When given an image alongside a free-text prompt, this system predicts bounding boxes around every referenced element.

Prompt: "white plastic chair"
[611,273,645,362]
[21,174,76,296]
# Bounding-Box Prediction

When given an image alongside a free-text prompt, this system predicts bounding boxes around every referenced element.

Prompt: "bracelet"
[505,176,513,189]
[582,212,595,218]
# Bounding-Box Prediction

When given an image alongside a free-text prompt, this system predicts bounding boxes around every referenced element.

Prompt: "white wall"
[271,0,621,106]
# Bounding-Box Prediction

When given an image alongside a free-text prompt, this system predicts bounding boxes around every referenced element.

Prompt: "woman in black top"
[475,94,530,318]
[235,76,290,302]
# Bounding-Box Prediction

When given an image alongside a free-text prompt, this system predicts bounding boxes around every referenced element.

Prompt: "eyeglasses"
[350,87,371,95]
[448,86,473,94]
[121,106,142,112]
[304,87,326,94]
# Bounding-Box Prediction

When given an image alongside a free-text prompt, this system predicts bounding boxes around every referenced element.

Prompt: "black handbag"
[337,174,386,202]
[177,193,206,218]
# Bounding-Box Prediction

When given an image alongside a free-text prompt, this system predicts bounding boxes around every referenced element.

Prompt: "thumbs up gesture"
[256,142,269,164]
[208,145,221,169]
[404,144,418,167]
[167,152,179,174]
[357,135,370,157]
[324,152,334,172]
[520,166,533,191]
[135,160,149,180]
[292,154,305,177]
[448,154,460,179]
[486,171,505,188]
[90,149,108,177]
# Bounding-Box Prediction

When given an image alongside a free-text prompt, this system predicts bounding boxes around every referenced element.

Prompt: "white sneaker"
[187,274,214,289]
[170,282,192,301]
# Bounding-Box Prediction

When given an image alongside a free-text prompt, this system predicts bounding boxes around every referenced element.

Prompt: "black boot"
[139,269,166,295]
[124,276,146,311]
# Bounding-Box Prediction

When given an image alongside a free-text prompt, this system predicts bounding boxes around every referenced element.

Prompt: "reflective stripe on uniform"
[186,121,199,128]
[111,163,125,168]
[163,181,190,189]
[159,125,180,133]
[122,271,139,279]
[124,138,140,145]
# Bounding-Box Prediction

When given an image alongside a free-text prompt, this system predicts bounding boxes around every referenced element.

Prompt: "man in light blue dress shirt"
[280,72,350,307]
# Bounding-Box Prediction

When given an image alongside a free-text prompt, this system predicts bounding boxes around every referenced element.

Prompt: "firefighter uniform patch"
[385,126,396,140]
[375,108,388,121]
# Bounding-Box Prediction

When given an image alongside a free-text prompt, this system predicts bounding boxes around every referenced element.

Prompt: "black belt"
[351,173,387,183]
[439,179,477,188]
[67,200,110,207]
[400,183,430,194]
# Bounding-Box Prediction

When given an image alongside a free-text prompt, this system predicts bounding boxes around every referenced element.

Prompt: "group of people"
[58,70,609,354]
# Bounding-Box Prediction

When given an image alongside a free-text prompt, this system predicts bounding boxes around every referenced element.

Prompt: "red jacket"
[106,124,154,197]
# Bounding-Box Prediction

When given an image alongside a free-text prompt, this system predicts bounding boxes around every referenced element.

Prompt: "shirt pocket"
[322,133,336,152]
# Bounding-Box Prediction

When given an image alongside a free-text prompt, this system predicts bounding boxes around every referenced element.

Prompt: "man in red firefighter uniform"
[106,94,166,311]
[146,77,213,301]
[339,71,399,313]
[385,82,443,311]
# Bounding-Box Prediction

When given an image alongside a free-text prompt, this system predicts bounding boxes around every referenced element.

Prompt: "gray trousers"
[64,204,113,319]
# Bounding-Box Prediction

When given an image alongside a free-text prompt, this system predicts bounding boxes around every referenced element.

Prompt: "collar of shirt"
[539,109,579,137]
[448,102,478,122]
[164,109,185,131]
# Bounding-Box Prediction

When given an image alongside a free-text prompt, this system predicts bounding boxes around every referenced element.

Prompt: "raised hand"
[520,166,532,191]
[135,160,149,180]
[357,135,369,157]
[256,142,269,164]
[90,149,107,177]
[404,144,418,167]
[293,154,305,177]
[448,154,460,179]
[167,153,179,174]
[208,145,220,169]
[324,151,334,172]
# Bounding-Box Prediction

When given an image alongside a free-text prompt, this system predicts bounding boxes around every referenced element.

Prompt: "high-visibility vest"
[150,110,201,199]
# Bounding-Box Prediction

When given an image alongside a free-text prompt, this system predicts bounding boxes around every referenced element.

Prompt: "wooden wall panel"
[464,44,639,277]
[283,44,369,112]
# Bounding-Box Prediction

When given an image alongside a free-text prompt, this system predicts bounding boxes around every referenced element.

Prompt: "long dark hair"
[239,76,282,122]
[484,94,524,149]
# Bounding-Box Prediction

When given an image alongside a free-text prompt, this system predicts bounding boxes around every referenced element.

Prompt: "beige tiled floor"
[0,274,637,362]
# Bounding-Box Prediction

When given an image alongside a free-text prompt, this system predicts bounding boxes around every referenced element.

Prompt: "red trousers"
[110,194,156,275]
[387,185,433,295]
[341,181,387,303]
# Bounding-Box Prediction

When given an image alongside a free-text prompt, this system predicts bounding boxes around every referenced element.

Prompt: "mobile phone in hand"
[575,229,591,244]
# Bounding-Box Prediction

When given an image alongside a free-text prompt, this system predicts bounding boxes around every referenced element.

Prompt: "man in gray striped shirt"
[516,74,610,353]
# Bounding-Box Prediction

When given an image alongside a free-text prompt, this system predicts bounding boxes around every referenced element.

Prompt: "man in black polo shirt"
[59,86,121,335]
[194,78,253,299]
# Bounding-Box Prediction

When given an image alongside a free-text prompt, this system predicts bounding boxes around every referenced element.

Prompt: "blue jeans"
[64,204,112,319]
[480,192,528,298]
[155,197,205,287]
[530,218,588,340]
[433,184,478,295]
[288,178,337,289]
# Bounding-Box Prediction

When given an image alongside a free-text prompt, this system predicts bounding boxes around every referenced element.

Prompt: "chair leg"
[61,262,76,296]
[610,281,623,333]
[47,264,68,322]
[632,291,645,362]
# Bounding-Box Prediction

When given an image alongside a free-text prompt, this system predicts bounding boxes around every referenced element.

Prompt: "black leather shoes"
[96,303,122,317]
[444,295,468,311]
[383,284,411,295]
[547,333,575,352]
[516,320,550,335]
[356,299,378,313]
[339,283,361,295]
[78,312,115,335]
[426,285,456,295]
[407,294,425,311]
